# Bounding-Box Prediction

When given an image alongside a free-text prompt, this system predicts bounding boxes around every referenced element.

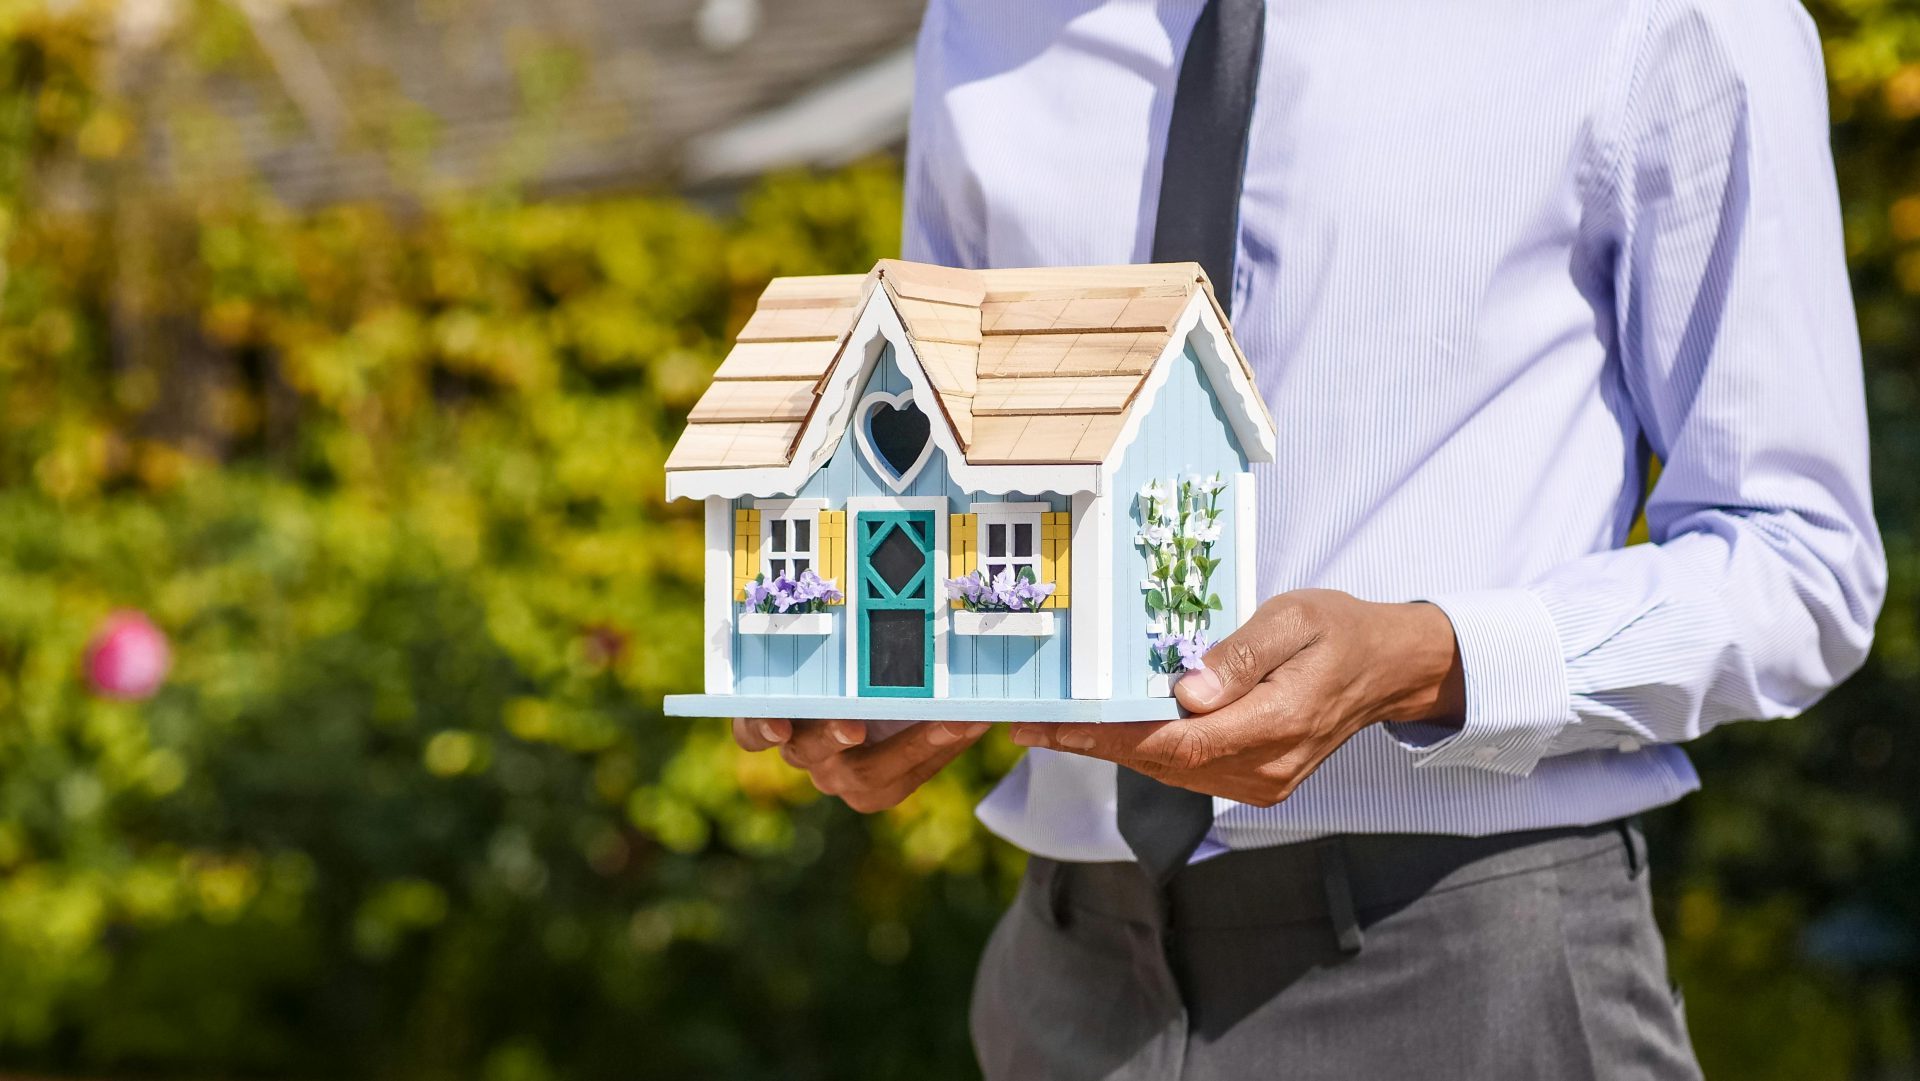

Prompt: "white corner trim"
[664,287,1103,501]
[1069,489,1113,700]
[702,496,734,694]
[853,389,935,493]
[842,496,950,699]
[1233,471,1258,632]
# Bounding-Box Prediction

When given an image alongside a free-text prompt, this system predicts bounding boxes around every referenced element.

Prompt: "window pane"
[1013,522,1034,556]
[794,558,811,575]
[986,561,1006,579]
[871,526,924,594]
[987,523,1006,557]
[770,519,787,553]
[793,518,810,551]
[770,558,787,580]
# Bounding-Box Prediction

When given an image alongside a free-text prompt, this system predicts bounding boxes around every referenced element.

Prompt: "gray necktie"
[1119,0,1265,885]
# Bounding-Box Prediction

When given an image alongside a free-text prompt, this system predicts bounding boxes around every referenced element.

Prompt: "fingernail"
[1057,730,1094,750]
[926,723,961,746]
[1181,665,1224,704]
[830,723,860,746]
[967,723,992,737]
[1009,727,1042,747]
[756,720,783,744]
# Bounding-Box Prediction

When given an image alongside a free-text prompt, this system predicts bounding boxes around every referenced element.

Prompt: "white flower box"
[738,611,834,635]
[1146,671,1188,697]
[952,609,1056,637]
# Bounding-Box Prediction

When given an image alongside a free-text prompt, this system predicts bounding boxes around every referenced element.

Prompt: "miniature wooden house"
[662,260,1276,723]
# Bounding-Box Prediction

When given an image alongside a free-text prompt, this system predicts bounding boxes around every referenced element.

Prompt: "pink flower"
[85,610,171,700]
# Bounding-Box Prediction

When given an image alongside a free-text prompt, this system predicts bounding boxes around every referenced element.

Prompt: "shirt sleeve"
[901,0,983,268]
[1398,0,1886,776]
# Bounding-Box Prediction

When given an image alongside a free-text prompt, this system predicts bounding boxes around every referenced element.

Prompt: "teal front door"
[857,511,935,697]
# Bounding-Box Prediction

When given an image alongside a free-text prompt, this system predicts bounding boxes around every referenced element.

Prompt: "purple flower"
[943,568,1058,613]
[1175,633,1210,671]
[743,579,772,611]
[1150,631,1210,674]
[945,575,981,604]
[743,570,841,615]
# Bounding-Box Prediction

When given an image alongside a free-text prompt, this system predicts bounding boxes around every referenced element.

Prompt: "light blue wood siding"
[1108,344,1252,696]
[732,345,1072,700]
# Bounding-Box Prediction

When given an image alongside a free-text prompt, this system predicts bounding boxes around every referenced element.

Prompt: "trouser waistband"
[1024,819,1642,950]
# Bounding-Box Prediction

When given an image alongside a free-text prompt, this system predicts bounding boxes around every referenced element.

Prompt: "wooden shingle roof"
[664,259,1268,474]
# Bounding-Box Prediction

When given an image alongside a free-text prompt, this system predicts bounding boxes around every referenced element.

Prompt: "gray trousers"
[971,821,1702,1081]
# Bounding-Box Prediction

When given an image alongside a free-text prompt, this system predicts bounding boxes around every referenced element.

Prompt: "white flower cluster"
[1135,473,1228,674]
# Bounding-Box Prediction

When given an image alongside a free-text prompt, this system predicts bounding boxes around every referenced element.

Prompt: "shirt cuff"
[1387,587,1573,777]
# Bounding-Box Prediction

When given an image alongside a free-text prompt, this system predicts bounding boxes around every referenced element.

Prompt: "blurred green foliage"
[0,2,1916,1079]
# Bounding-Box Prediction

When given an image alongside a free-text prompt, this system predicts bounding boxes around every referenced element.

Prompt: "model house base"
[661,260,1276,723]
[662,694,1184,723]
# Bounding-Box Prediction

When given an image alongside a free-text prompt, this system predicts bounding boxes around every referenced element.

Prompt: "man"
[732,0,1885,1076]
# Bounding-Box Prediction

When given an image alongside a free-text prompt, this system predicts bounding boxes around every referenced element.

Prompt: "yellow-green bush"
[0,12,1025,1077]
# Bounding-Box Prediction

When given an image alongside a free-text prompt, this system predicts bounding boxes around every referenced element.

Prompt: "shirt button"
[1472,746,1501,762]
[1617,739,1642,754]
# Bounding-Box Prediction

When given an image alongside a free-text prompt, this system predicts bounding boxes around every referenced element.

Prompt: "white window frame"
[757,498,826,581]
[971,502,1048,584]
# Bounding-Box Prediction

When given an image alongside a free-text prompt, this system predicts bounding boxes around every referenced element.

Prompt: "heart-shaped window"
[857,392,933,492]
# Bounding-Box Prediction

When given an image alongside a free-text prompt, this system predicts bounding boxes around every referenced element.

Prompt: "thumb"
[1173,598,1313,713]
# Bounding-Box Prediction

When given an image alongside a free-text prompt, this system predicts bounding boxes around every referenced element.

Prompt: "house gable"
[1106,343,1256,697]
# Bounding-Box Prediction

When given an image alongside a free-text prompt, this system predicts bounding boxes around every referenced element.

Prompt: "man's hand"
[732,717,990,813]
[1007,589,1466,807]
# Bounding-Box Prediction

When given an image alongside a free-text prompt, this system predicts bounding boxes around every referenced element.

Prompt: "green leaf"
[1207,593,1222,611]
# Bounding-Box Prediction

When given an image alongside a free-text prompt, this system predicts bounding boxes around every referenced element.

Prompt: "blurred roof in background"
[139,0,923,204]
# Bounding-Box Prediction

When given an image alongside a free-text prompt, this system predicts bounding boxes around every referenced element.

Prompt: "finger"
[1009,720,1172,760]
[1175,594,1322,713]
[1013,684,1292,769]
[1112,726,1350,808]
[839,727,988,812]
[838,721,990,787]
[783,719,867,766]
[732,717,791,752]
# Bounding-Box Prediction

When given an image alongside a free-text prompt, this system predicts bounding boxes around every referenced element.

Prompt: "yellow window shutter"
[949,513,976,580]
[817,510,846,604]
[1041,511,1071,609]
[733,507,762,601]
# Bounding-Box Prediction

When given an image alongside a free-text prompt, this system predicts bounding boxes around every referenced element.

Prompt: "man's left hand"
[1008,589,1466,806]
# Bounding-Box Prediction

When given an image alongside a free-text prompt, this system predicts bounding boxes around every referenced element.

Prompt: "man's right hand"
[731,718,991,813]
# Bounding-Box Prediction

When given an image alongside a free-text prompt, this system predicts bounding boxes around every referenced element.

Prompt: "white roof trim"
[664,289,1103,501]
[1098,294,1277,477]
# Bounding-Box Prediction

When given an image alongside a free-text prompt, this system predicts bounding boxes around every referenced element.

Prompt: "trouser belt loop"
[1618,817,1646,880]
[1317,837,1364,954]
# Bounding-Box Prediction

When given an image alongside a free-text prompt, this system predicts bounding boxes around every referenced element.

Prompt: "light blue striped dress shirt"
[903,0,1886,862]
